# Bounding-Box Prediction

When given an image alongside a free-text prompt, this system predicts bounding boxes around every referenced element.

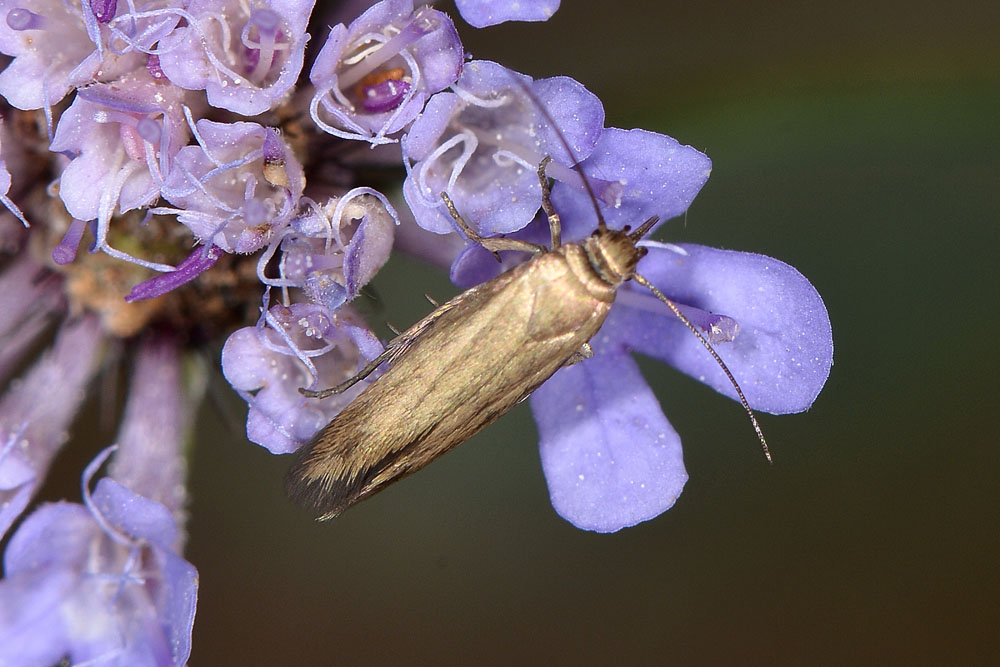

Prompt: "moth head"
[584,227,645,285]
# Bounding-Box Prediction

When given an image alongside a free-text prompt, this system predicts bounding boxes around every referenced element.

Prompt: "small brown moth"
[285,158,769,521]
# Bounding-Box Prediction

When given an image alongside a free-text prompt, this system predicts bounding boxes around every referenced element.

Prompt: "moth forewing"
[286,240,628,520]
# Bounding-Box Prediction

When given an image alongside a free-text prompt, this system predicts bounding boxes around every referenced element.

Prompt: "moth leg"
[440,192,544,255]
[537,156,562,249]
[561,342,594,368]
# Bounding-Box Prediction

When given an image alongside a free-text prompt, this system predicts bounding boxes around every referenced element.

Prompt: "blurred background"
[179,0,999,663]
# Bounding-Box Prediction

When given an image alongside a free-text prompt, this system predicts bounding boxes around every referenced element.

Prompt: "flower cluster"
[0,0,831,662]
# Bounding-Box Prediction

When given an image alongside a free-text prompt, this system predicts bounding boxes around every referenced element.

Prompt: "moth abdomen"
[286,417,434,519]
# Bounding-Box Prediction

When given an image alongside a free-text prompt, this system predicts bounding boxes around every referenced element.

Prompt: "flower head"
[0,0,833,658]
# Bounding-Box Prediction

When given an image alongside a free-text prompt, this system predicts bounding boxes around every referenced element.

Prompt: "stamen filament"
[337,7,438,89]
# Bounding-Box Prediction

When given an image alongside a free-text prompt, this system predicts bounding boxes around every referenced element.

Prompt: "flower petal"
[0,567,76,666]
[551,127,712,236]
[3,502,96,574]
[91,478,178,550]
[611,244,833,414]
[455,0,560,28]
[531,350,687,532]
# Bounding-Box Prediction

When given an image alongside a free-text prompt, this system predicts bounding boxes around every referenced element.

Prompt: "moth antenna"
[424,293,440,307]
[632,272,772,463]
[508,77,607,231]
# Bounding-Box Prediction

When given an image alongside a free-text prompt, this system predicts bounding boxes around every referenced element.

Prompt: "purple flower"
[0,339,198,665]
[267,188,399,309]
[455,0,560,28]
[222,302,383,453]
[49,70,191,269]
[158,121,304,254]
[309,0,463,145]
[155,0,317,115]
[54,73,190,215]
[532,242,832,532]
[402,60,604,235]
[0,0,100,109]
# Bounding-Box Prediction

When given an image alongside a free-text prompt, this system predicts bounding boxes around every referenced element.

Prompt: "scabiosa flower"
[154,0,316,115]
[158,121,304,254]
[531,241,832,531]
[222,301,383,453]
[50,70,192,267]
[402,59,604,235]
[269,188,399,309]
[309,0,463,145]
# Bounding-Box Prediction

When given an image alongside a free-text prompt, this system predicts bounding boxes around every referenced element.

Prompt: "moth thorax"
[584,229,642,286]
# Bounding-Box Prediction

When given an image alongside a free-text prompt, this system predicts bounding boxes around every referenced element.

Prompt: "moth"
[286,158,768,521]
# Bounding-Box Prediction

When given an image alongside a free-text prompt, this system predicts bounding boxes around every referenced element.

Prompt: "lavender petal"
[531,350,687,532]
[455,0,560,28]
[610,244,834,414]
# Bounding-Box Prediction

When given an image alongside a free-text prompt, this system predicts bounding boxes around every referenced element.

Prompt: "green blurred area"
[187,1,1000,664]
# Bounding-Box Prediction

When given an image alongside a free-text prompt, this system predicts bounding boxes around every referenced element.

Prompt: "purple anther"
[6,8,44,30]
[249,8,279,34]
[146,54,166,80]
[262,127,284,163]
[360,79,411,114]
[125,245,222,302]
[90,0,116,23]
[51,219,88,265]
[136,117,161,145]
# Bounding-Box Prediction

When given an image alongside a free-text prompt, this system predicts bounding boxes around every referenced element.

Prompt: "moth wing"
[286,252,613,519]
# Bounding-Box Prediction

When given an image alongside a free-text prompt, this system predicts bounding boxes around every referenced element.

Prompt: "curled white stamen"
[636,240,688,255]
[451,84,512,109]
[330,186,400,248]
[81,445,135,549]
[415,130,476,207]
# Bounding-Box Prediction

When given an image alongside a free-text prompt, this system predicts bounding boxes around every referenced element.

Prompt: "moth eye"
[622,225,632,233]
